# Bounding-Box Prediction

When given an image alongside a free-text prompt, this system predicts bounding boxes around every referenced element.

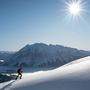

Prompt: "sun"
[68,1,81,16]
[65,0,86,18]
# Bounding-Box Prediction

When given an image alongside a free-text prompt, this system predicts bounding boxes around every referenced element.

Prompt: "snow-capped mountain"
[5,43,90,67]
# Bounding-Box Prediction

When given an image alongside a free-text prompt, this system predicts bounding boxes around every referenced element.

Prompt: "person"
[15,67,23,80]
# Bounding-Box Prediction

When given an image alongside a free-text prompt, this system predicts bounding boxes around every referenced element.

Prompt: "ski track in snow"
[0,80,15,90]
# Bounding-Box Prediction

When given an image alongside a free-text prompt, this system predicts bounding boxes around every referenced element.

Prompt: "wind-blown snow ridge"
[0,56,90,90]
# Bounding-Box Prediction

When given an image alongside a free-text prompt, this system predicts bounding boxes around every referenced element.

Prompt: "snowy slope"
[0,56,90,90]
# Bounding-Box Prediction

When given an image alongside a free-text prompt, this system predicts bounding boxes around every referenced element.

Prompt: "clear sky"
[0,0,90,51]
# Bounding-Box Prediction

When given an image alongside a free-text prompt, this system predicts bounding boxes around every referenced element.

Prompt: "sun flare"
[65,0,86,18]
[68,1,81,16]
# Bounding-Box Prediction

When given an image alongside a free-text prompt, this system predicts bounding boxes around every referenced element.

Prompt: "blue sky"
[0,0,90,51]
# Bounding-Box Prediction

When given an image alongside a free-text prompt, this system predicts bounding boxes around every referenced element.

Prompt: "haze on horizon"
[0,0,90,51]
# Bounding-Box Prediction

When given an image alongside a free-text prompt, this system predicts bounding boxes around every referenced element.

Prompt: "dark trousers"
[16,73,22,79]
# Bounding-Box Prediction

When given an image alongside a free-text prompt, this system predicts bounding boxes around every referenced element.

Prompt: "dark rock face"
[0,73,16,83]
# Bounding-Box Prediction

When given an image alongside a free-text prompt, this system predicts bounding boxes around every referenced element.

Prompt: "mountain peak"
[6,43,90,67]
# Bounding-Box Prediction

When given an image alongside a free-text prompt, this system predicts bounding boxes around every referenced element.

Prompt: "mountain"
[5,43,90,67]
[1,56,90,90]
[0,51,15,65]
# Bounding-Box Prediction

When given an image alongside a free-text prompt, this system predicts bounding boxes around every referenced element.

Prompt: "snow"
[0,56,90,90]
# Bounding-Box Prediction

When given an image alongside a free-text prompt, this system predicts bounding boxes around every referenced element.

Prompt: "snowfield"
[0,56,90,90]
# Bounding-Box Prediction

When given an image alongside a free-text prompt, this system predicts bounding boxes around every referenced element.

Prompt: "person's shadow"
[1,80,15,90]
